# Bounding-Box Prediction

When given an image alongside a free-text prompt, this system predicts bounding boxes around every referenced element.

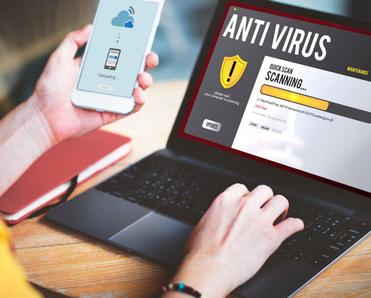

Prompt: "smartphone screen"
[77,0,159,98]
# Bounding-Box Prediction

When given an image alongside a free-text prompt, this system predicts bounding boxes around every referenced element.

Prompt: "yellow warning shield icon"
[220,55,248,89]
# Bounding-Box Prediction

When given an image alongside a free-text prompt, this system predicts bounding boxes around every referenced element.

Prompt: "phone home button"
[98,84,114,91]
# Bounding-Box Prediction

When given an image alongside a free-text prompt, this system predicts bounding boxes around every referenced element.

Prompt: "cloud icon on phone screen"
[112,10,135,29]
[124,21,134,28]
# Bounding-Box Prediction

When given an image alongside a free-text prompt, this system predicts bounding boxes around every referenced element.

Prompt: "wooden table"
[11,80,371,297]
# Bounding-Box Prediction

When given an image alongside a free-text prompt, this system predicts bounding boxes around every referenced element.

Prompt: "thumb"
[53,24,92,61]
[275,217,304,243]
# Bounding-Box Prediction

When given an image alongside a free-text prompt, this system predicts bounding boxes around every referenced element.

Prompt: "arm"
[0,25,158,196]
[164,184,304,298]
[0,98,52,197]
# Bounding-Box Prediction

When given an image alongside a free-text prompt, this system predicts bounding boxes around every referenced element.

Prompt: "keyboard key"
[307,254,332,268]
[290,250,306,262]
[349,229,360,235]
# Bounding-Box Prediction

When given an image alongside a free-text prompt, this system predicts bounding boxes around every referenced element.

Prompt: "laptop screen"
[181,1,371,194]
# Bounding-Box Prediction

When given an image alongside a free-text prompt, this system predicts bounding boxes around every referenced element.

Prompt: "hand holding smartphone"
[72,0,164,114]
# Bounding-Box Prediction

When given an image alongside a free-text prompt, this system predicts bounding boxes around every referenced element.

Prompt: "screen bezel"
[167,0,371,205]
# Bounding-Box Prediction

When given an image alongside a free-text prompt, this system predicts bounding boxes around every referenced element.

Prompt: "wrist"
[17,96,55,154]
[29,93,58,146]
[170,253,235,298]
[0,97,55,195]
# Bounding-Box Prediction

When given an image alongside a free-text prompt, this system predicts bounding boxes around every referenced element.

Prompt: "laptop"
[47,1,371,297]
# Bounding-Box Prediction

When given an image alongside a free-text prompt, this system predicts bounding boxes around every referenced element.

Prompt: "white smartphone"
[72,0,165,114]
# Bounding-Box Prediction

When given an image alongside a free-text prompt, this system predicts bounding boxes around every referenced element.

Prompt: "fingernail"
[297,218,305,229]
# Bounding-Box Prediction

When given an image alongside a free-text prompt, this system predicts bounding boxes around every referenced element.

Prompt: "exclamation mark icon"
[227,61,237,82]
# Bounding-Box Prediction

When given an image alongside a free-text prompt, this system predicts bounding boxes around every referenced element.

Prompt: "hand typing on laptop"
[165,184,304,298]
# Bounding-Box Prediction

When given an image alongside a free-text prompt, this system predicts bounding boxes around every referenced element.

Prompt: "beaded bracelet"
[162,282,206,298]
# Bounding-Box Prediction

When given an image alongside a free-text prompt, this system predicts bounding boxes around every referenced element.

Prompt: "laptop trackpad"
[109,212,193,267]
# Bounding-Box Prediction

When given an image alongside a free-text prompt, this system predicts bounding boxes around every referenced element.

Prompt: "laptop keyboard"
[97,154,243,223]
[274,200,369,268]
[97,154,370,269]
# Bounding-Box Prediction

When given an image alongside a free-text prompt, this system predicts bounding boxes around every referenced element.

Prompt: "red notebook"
[0,129,131,224]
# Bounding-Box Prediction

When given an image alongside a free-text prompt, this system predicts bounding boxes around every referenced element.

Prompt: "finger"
[199,184,249,238]
[145,52,159,70]
[138,72,153,90]
[211,184,249,216]
[99,112,123,126]
[132,103,144,114]
[133,87,147,106]
[245,185,274,209]
[209,183,249,214]
[205,184,249,219]
[74,56,83,67]
[261,195,289,223]
[275,217,304,244]
[53,24,92,61]
[275,207,288,225]
[219,183,249,204]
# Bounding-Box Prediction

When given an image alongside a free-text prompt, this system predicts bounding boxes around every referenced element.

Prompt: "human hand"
[31,24,159,145]
[168,184,304,298]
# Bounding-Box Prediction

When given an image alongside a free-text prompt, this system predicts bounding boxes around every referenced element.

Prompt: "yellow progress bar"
[261,84,330,111]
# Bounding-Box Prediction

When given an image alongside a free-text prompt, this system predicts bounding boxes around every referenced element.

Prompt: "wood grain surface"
[10,81,371,297]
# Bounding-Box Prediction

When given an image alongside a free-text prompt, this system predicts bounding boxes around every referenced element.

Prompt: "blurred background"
[0,0,370,117]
